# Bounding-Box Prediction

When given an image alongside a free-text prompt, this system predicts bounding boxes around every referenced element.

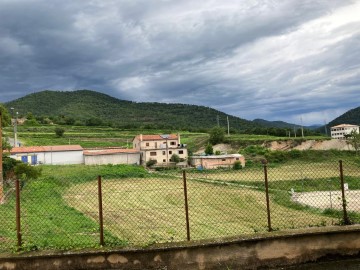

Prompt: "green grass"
[0,164,148,252]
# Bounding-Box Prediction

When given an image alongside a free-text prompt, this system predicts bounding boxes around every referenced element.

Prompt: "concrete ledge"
[1,225,360,270]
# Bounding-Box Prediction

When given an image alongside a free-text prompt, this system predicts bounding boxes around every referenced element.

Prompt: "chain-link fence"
[0,160,359,253]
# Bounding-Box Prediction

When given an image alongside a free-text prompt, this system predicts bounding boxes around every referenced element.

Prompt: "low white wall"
[85,153,140,165]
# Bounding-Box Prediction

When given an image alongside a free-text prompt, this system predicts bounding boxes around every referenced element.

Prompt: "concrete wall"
[84,153,140,165]
[43,151,84,165]
[2,226,360,270]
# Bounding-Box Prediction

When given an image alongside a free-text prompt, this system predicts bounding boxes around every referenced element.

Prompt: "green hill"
[4,90,261,131]
[328,106,360,127]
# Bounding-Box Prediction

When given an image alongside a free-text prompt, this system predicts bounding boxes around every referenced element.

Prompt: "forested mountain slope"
[5,90,260,131]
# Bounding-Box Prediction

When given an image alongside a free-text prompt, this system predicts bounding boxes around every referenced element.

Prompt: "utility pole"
[324,119,328,136]
[294,126,297,138]
[0,111,3,202]
[14,111,18,147]
[227,116,230,136]
[300,117,304,138]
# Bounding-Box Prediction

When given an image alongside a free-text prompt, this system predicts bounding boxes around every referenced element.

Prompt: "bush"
[55,127,65,137]
[209,126,225,145]
[215,150,221,155]
[170,154,180,163]
[205,144,214,155]
[233,161,242,170]
[146,159,157,167]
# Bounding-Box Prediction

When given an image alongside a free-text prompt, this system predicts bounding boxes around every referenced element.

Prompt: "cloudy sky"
[0,0,359,125]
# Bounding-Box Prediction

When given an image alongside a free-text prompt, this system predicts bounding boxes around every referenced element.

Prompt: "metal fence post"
[263,162,272,232]
[98,176,105,246]
[15,179,22,249]
[339,160,351,225]
[182,170,191,241]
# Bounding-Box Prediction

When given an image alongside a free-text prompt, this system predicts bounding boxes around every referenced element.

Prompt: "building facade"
[9,145,84,165]
[133,134,188,165]
[331,124,360,139]
[84,149,140,165]
[191,154,245,169]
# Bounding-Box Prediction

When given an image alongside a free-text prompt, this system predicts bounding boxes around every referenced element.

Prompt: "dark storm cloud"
[0,0,359,124]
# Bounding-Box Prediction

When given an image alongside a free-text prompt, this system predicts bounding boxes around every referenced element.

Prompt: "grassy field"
[3,125,209,150]
[3,124,327,152]
[64,177,336,245]
[1,161,359,252]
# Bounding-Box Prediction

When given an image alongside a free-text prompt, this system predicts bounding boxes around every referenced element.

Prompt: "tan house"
[191,154,245,169]
[331,124,359,139]
[133,134,188,165]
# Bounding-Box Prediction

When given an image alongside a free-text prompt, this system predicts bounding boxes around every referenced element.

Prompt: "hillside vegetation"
[328,106,360,127]
[5,90,260,132]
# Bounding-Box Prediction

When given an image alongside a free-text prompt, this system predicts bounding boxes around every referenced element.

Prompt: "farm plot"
[64,177,336,246]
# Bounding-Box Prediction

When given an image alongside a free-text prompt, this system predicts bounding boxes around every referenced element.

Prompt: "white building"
[331,124,359,139]
[84,149,140,165]
[9,145,84,165]
[133,134,188,165]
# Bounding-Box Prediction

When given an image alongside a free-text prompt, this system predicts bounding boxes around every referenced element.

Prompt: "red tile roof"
[84,149,139,156]
[134,134,178,141]
[10,145,83,154]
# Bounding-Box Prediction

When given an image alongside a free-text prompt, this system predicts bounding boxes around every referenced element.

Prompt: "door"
[31,155,37,165]
[21,155,28,163]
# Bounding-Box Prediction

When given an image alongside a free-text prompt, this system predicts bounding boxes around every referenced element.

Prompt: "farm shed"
[9,145,84,165]
[191,154,245,169]
[83,149,140,165]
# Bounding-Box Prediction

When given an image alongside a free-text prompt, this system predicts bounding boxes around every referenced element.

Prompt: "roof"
[10,145,83,154]
[84,149,140,156]
[134,134,178,141]
[192,154,243,159]
[331,124,359,128]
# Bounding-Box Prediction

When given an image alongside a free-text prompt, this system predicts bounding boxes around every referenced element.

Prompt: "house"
[191,154,245,169]
[9,145,84,165]
[83,148,140,165]
[133,134,188,165]
[331,124,359,139]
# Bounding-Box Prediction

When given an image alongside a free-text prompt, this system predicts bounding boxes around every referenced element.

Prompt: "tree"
[170,154,180,163]
[347,130,360,155]
[209,126,225,145]
[55,127,65,137]
[205,144,213,155]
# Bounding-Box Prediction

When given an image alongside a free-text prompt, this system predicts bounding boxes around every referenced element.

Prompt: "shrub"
[205,144,214,155]
[55,127,65,137]
[215,150,221,155]
[209,126,225,145]
[146,159,157,167]
[170,154,180,163]
[233,161,242,170]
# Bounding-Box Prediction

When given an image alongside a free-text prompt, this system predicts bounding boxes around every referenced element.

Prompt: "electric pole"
[227,116,230,136]
[301,117,304,138]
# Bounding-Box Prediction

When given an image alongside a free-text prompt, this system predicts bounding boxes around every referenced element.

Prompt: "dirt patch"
[196,143,235,154]
[268,139,353,151]
[292,190,360,212]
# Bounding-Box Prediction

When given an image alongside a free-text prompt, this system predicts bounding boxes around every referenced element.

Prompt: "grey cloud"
[0,0,359,125]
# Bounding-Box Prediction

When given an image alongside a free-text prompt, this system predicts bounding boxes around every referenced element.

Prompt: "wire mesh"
[0,160,359,253]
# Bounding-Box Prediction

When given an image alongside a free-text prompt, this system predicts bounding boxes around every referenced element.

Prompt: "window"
[162,151,166,155]
[150,152,156,156]
[163,159,166,162]
[236,158,239,160]
[178,150,184,154]
[146,143,150,146]
[222,159,226,161]
[170,141,176,145]
[169,151,172,154]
